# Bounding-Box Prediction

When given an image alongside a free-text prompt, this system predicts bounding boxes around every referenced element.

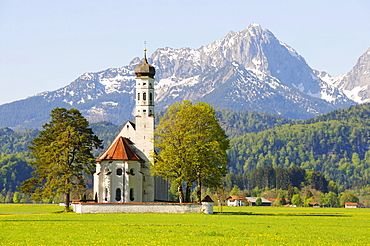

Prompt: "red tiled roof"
[226,195,247,200]
[344,202,358,205]
[97,137,142,162]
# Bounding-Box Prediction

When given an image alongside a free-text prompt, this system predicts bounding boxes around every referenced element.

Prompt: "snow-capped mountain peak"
[1,23,365,129]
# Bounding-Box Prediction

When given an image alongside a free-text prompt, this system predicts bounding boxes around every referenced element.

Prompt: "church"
[93,51,168,203]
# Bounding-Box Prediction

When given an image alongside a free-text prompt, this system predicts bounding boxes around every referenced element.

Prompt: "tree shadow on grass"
[214,212,351,217]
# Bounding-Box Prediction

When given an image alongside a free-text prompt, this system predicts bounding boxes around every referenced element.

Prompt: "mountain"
[0,23,361,129]
[317,47,370,104]
[152,23,353,114]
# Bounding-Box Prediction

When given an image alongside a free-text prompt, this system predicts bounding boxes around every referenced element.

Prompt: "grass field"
[0,204,369,245]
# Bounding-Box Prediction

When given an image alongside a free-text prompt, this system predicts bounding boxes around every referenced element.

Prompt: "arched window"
[137,93,140,100]
[130,188,134,201]
[143,92,146,101]
[149,93,153,101]
[116,168,122,176]
[130,168,135,176]
[115,188,121,201]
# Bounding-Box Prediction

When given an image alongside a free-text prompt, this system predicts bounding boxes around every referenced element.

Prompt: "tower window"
[137,93,140,100]
[149,93,153,101]
[130,168,135,175]
[115,188,121,201]
[116,168,123,176]
[143,92,147,100]
[130,188,134,201]
[143,83,146,86]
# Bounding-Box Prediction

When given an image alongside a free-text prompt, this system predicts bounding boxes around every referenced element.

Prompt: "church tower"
[93,50,167,203]
[133,50,155,161]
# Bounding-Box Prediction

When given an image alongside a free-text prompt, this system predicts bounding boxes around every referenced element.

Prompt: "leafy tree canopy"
[152,101,229,203]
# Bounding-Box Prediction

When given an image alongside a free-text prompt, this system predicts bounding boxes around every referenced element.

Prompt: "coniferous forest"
[0,104,369,205]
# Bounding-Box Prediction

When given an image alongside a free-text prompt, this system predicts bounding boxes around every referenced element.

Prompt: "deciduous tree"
[291,194,302,206]
[20,108,102,211]
[255,197,262,206]
[152,101,229,203]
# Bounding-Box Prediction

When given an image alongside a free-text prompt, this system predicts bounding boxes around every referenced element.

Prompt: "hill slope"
[228,103,370,186]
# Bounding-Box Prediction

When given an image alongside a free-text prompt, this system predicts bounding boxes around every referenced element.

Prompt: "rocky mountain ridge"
[0,23,368,129]
[316,47,370,104]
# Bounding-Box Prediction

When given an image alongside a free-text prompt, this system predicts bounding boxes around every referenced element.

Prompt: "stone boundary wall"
[73,202,213,214]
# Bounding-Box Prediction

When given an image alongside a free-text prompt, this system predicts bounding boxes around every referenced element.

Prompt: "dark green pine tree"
[20,108,102,211]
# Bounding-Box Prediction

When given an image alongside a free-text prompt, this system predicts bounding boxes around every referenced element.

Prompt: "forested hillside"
[0,105,369,204]
[215,109,296,139]
[228,104,370,187]
[0,128,39,201]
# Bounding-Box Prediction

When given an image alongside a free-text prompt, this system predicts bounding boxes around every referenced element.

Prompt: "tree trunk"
[197,171,202,203]
[184,183,191,203]
[64,191,70,212]
[177,186,184,203]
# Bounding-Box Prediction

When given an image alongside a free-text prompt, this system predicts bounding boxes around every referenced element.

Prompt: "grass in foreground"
[0,204,63,214]
[0,205,369,245]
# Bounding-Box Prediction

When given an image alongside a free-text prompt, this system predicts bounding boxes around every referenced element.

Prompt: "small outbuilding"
[344,202,359,208]
[226,196,272,206]
[308,202,320,207]
[245,197,271,206]
[226,195,248,206]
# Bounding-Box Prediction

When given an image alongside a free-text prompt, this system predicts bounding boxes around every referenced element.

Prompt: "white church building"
[93,52,168,203]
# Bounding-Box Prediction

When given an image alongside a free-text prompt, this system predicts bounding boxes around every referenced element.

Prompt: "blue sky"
[0,0,369,105]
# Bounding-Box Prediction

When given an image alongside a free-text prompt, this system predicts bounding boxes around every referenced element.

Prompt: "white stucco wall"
[73,203,203,214]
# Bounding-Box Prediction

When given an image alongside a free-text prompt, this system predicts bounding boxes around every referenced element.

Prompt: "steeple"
[134,48,155,157]
[134,49,155,78]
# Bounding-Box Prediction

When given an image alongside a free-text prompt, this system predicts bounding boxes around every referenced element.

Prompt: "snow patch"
[307,91,321,99]
[63,99,73,105]
[88,106,105,116]
[80,73,94,80]
[320,91,336,103]
[343,85,370,104]
[77,98,85,104]
[102,101,119,106]
[292,83,305,92]
[252,58,262,68]
[156,75,200,89]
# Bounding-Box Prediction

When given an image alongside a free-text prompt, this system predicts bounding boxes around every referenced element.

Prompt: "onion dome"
[134,49,155,78]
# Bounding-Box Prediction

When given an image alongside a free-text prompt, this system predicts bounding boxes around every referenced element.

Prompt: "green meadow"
[0,205,369,245]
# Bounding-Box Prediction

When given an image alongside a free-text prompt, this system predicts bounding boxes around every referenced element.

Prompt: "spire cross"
[144,41,147,59]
